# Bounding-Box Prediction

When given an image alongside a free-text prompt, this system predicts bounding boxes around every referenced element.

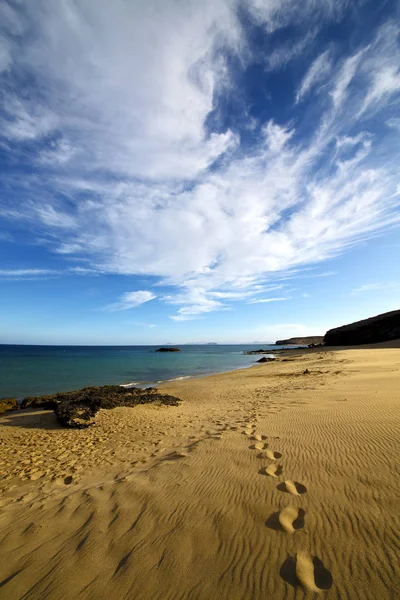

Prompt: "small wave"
[120,382,138,388]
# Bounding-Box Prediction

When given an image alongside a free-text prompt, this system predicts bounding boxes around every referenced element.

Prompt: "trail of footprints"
[242,421,333,593]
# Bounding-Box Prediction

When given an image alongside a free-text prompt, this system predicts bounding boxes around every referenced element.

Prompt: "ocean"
[0,344,281,400]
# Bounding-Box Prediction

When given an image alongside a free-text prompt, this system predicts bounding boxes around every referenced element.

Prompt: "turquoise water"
[0,344,280,399]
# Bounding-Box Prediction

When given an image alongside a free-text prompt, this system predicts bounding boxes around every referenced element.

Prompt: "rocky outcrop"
[155,347,181,352]
[245,349,273,355]
[324,310,400,346]
[53,386,181,427]
[256,356,276,363]
[19,386,180,428]
[275,336,324,346]
[0,397,17,414]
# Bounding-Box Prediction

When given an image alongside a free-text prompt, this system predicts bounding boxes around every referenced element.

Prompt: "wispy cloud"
[266,30,317,71]
[0,268,57,277]
[296,49,332,103]
[351,282,397,294]
[0,2,399,320]
[330,48,365,110]
[248,297,290,304]
[107,291,157,311]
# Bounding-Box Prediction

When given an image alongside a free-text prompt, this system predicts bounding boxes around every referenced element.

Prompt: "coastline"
[0,344,279,400]
[1,343,399,599]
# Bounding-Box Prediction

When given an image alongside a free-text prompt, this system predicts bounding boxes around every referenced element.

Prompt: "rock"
[48,385,181,428]
[0,397,17,414]
[324,310,400,346]
[21,394,59,410]
[155,347,181,352]
[256,356,276,363]
[245,349,273,355]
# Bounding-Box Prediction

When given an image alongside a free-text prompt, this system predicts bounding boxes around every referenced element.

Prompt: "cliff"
[324,310,400,346]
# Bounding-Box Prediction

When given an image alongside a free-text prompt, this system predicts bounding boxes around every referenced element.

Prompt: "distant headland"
[275,336,324,346]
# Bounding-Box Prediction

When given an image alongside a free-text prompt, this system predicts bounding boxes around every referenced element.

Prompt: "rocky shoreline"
[0,385,181,428]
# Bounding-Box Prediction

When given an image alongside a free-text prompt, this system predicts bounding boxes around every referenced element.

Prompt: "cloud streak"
[107,291,157,311]
[0,1,399,320]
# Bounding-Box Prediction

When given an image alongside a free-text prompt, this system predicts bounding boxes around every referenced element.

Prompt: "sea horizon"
[0,343,281,400]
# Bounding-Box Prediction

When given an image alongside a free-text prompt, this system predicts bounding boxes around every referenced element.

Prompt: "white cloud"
[108,291,157,311]
[0,0,240,180]
[248,297,290,303]
[330,48,365,110]
[266,30,317,71]
[296,49,332,103]
[166,288,224,321]
[351,282,397,294]
[0,269,56,276]
[358,23,400,116]
[0,3,399,319]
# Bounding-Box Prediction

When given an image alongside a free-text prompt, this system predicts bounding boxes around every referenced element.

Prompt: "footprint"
[262,464,283,477]
[251,442,267,451]
[278,507,305,534]
[277,480,307,495]
[266,508,305,534]
[265,449,282,460]
[296,551,333,592]
[280,552,333,592]
[252,433,267,441]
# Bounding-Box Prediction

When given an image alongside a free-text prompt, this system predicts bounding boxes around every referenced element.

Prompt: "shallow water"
[0,344,279,399]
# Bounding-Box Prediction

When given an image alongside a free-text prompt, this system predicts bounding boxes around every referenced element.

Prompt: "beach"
[0,344,399,599]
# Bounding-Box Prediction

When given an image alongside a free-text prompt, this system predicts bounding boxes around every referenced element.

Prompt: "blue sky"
[0,0,399,345]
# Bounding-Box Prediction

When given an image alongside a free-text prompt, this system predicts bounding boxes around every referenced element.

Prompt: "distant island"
[275,336,324,346]
[155,347,181,352]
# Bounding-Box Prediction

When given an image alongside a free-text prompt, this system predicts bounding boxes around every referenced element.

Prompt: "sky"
[0,0,399,345]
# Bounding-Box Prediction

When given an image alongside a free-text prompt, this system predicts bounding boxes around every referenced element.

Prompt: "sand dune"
[1,347,400,599]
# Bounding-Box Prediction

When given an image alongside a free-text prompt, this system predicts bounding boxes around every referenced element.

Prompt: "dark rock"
[48,385,181,428]
[0,397,17,415]
[257,356,276,363]
[21,394,59,410]
[246,349,273,355]
[155,347,181,352]
[324,310,400,346]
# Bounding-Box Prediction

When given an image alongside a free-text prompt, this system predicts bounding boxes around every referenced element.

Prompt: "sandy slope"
[0,347,399,599]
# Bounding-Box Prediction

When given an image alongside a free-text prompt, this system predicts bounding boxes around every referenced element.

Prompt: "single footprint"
[264,449,282,460]
[251,442,267,451]
[262,463,283,477]
[278,507,305,534]
[252,433,267,441]
[277,480,307,495]
[295,551,333,592]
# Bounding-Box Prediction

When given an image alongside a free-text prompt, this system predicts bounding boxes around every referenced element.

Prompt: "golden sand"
[0,345,399,599]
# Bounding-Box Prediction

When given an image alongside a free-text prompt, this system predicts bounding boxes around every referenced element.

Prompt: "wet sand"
[0,344,399,599]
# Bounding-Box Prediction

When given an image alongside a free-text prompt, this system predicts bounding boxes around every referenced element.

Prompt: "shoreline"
[0,344,281,401]
[1,343,399,599]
